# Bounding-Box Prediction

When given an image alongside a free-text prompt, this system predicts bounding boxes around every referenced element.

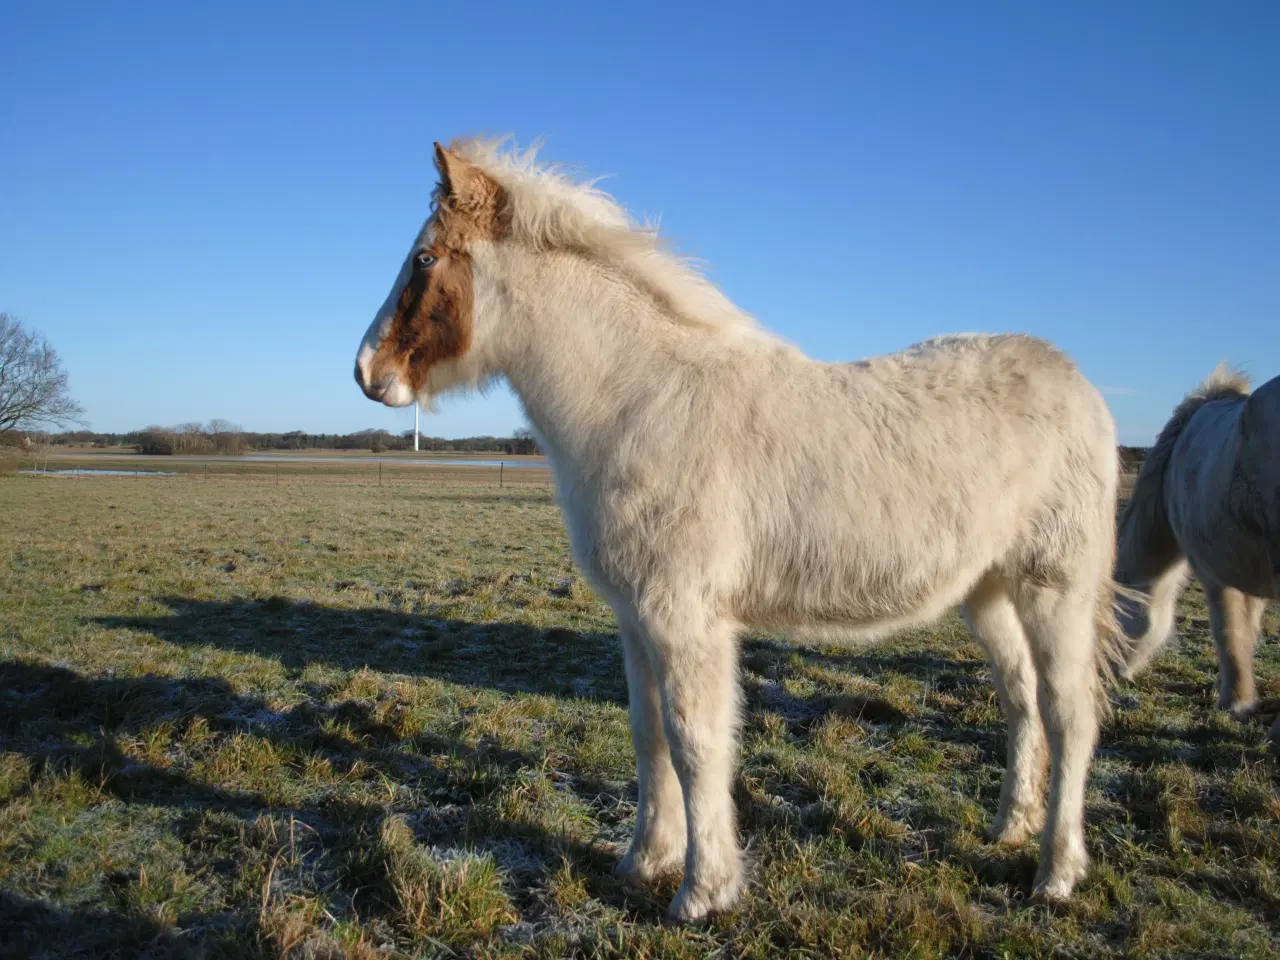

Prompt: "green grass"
[1,476,1277,958]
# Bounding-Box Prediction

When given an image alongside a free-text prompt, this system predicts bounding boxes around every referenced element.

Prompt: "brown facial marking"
[388,245,476,392]
[378,144,508,392]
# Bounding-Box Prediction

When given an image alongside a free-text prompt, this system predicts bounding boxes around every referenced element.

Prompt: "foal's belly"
[731,534,993,635]
[728,470,1036,634]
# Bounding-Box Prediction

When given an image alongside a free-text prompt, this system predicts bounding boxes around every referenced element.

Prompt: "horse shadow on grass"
[84,600,1041,840]
[92,593,1268,785]
[69,596,1270,934]
[85,598,1085,812]
[0,890,179,960]
[94,597,1004,767]
[93,595,629,706]
[0,657,661,955]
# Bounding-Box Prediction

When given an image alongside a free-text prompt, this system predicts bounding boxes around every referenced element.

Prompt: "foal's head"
[354,142,509,408]
[356,138,768,411]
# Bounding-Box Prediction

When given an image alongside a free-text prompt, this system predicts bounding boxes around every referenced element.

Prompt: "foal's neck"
[497,253,729,471]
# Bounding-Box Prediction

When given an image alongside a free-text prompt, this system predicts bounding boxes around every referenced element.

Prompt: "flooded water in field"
[21,468,178,476]
[237,456,546,468]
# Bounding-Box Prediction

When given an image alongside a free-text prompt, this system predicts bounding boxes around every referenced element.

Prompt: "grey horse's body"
[1117,367,1280,746]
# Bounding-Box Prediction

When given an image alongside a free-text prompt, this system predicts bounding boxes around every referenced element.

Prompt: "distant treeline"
[42,423,541,456]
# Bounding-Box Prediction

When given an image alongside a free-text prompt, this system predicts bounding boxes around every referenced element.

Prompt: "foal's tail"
[1093,537,1146,716]
[1085,440,1141,715]
[1094,582,1132,687]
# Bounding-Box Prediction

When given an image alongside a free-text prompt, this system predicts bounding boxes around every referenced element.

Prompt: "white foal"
[354,137,1125,920]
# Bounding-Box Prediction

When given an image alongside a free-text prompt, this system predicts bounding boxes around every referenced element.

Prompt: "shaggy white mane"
[452,136,770,338]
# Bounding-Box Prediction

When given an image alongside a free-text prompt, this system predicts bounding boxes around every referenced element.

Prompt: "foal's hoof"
[988,806,1045,847]
[667,875,743,923]
[1223,698,1257,722]
[615,847,683,884]
[1032,857,1087,902]
[1118,655,1151,684]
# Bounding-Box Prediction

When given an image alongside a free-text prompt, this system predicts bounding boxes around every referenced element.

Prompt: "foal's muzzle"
[353,354,415,407]
[353,360,388,401]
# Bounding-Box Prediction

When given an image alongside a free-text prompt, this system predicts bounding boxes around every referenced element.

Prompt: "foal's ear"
[433,142,461,191]
[433,142,498,211]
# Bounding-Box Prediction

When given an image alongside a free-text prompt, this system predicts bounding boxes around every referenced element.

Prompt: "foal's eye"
[416,252,437,269]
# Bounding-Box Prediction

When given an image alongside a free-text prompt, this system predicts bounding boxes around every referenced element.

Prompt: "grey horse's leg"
[1205,584,1265,718]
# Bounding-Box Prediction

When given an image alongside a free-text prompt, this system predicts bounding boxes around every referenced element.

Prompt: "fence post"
[499,461,504,488]
[379,462,382,487]
[276,463,280,486]
[204,463,208,482]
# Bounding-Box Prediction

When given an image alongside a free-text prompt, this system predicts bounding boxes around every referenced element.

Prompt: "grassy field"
[1,476,1277,959]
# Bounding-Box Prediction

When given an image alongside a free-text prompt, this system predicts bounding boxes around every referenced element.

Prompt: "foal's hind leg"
[964,575,1047,846]
[1016,582,1101,900]
[1205,583,1265,719]
[616,622,687,882]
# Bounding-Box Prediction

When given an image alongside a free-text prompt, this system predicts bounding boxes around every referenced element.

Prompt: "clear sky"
[2,2,1276,444]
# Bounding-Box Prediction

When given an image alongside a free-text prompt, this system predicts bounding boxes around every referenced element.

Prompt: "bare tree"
[207,419,247,456]
[170,422,211,455]
[136,427,176,455]
[27,431,56,472]
[0,313,86,443]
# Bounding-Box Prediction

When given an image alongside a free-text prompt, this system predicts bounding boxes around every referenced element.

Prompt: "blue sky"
[1,3,1276,444]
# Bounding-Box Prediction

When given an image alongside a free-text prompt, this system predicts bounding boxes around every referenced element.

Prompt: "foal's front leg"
[648,615,743,922]
[616,623,687,881]
[964,578,1047,847]
[1018,584,1100,900]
